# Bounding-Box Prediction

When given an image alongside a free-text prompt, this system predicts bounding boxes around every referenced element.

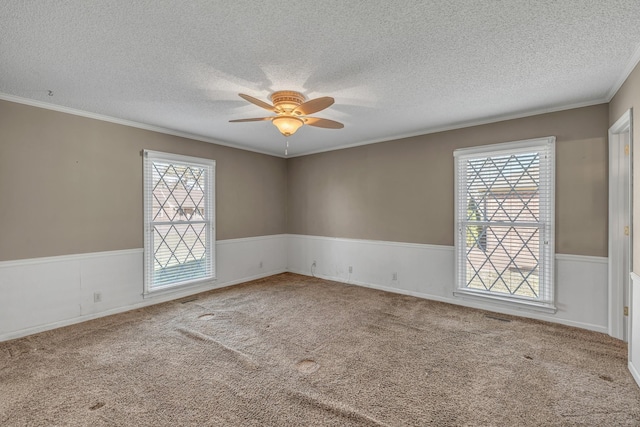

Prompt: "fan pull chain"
[284,138,289,156]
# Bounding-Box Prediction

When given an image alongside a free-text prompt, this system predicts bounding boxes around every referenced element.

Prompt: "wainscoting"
[1,234,609,341]
[287,235,609,333]
[0,234,288,341]
[630,273,640,388]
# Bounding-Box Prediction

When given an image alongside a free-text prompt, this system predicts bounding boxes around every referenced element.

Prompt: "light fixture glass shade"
[272,116,304,136]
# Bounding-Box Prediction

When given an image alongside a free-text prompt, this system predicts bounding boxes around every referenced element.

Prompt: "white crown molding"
[288,98,608,158]
[607,41,640,101]
[0,93,281,158]
[1,92,610,159]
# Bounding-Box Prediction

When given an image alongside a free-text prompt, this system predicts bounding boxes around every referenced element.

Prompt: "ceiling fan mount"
[270,90,306,114]
[230,90,344,138]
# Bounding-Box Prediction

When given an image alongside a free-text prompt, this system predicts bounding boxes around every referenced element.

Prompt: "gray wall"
[287,104,609,257]
[0,100,287,261]
[610,62,640,273]
[0,99,611,261]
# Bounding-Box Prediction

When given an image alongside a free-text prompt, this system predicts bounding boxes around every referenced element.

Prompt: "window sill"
[453,289,557,314]
[144,276,217,299]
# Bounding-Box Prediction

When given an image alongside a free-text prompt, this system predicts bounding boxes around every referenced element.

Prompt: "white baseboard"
[630,273,640,389]
[0,269,285,343]
[0,233,611,342]
[287,234,609,334]
[288,267,607,334]
[0,235,288,342]
[630,361,640,389]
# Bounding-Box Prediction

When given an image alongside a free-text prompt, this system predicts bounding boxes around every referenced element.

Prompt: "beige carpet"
[1,273,639,426]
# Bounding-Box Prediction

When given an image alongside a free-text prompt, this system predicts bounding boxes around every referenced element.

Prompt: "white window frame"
[454,137,556,312]
[143,150,216,296]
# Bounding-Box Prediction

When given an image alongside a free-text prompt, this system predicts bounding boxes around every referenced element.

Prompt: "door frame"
[609,109,633,340]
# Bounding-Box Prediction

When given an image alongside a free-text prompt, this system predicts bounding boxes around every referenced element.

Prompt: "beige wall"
[0,100,287,261]
[288,104,609,257]
[0,99,611,261]
[610,62,640,273]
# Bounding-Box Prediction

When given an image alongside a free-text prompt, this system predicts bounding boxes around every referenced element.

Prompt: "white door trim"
[609,109,633,340]
[629,272,640,388]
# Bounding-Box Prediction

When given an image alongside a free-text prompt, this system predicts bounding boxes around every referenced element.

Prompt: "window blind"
[454,137,555,309]
[143,150,216,294]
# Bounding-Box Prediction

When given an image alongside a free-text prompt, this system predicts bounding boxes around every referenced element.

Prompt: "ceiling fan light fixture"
[231,91,343,141]
[272,116,304,136]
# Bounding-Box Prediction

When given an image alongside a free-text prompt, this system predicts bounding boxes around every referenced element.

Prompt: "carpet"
[1,273,639,426]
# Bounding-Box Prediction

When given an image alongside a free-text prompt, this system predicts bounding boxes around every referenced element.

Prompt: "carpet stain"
[524,355,533,360]
[198,313,215,320]
[599,374,614,382]
[295,359,320,374]
[89,402,105,411]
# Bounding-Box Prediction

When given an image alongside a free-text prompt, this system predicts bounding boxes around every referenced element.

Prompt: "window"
[143,150,215,294]
[454,137,555,310]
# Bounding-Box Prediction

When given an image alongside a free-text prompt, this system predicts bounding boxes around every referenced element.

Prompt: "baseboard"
[0,235,288,342]
[287,234,609,334]
[0,269,286,343]
[630,272,640,388]
[630,361,640,389]
[289,267,608,334]
[0,233,610,342]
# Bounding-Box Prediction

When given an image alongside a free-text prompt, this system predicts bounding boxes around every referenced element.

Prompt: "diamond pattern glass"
[463,152,541,299]
[150,161,209,288]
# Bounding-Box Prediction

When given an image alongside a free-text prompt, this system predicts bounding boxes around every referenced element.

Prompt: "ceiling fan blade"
[304,117,344,129]
[229,117,273,123]
[238,93,275,112]
[293,97,334,115]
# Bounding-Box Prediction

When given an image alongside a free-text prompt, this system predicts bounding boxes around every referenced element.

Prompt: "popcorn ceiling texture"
[1,273,639,426]
[2,1,640,156]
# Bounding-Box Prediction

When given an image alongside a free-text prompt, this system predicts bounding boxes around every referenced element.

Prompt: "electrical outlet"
[349,266,353,273]
[392,272,397,281]
[93,292,102,303]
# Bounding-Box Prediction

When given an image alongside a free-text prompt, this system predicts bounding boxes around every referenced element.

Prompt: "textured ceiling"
[2,1,640,157]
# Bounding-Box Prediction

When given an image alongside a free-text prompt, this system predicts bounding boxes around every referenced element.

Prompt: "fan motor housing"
[271,90,305,112]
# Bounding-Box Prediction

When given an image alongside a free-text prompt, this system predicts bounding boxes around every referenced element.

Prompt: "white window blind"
[454,137,555,310]
[143,150,215,294]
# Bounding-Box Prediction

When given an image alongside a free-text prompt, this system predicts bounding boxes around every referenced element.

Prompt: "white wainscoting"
[287,235,609,333]
[630,273,640,388]
[0,233,610,342]
[0,234,287,342]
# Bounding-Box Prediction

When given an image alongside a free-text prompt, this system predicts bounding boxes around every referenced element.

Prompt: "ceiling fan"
[229,90,344,137]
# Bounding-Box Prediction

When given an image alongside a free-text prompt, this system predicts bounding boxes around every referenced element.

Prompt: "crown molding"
[1,92,611,160]
[607,41,640,101]
[287,98,608,158]
[0,93,283,158]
